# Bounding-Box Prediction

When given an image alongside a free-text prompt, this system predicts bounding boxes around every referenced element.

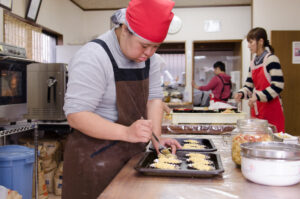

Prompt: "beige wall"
[168,6,251,101]
[253,0,300,38]
[0,1,251,102]
[37,0,85,45]
[0,8,3,42]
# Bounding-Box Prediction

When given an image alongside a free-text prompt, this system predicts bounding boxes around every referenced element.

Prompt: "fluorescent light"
[194,56,206,60]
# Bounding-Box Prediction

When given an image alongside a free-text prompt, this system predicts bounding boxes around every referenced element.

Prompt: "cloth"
[238,50,284,102]
[126,0,174,43]
[209,101,236,110]
[198,73,231,101]
[62,39,149,199]
[248,52,285,132]
[63,28,163,122]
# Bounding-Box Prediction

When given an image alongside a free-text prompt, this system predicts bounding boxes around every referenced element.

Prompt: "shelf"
[0,123,36,137]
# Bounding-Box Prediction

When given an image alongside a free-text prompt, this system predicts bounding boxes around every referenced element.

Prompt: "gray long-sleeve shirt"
[63,28,163,122]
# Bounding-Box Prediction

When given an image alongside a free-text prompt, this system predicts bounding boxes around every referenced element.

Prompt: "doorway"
[272,31,300,135]
[192,40,242,106]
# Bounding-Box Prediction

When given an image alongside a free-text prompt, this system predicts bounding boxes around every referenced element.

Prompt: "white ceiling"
[70,0,251,10]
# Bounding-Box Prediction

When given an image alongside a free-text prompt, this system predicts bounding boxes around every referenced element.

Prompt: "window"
[4,13,57,63]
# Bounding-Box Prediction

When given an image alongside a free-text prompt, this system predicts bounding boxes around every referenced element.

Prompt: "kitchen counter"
[98,135,300,199]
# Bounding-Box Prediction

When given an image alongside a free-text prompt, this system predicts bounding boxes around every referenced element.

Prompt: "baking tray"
[149,138,217,152]
[135,151,224,178]
[173,108,238,113]
[173,108,217,113]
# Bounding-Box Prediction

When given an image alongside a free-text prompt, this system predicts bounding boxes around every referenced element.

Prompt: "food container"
[240,142,300,186]
[273,132,299,144]
[231,119,273,165]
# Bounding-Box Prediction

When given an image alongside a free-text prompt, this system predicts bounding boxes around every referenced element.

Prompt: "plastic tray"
[149,138,217,152]
[135,151,224,178]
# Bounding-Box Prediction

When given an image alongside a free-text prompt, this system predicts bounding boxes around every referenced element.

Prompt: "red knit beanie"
[126,0,175,43]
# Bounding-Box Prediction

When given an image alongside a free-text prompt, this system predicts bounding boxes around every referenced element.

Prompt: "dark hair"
[213,61,226,72]
[247,27,274,54]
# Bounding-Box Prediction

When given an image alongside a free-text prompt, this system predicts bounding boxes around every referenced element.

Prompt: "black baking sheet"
[149,138,217,152]
[135,151,224,178]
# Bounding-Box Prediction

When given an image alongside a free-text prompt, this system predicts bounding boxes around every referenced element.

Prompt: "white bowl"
[241,156,300,186]
[241,142,300,186]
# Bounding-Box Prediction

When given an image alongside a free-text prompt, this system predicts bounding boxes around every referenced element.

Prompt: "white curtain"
[4,14,56,63]
[159,53,185,84]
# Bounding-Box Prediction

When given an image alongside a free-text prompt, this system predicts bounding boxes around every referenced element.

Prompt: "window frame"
[25,0,43,22]
[3,10,63,62]
[0,0,12,11]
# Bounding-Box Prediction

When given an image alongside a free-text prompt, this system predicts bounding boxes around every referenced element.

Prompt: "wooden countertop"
[98,135,300,199]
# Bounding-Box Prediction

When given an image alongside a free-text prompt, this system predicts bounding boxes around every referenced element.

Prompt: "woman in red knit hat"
[62,0,180,198]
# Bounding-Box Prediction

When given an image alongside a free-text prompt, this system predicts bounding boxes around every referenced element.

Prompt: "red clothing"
[250,53,285,132]
[199,73,231,101]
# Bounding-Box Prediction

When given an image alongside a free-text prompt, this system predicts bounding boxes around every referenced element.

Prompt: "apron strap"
[91,39,119,69]
[216,75,231,101]
[91,39,150,81]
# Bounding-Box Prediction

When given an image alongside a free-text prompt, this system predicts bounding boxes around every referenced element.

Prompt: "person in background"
[192,61,232,103]
[234,27,285,132]
[62,0,181,198]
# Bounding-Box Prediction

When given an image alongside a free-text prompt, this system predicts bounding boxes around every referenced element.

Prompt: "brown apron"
[62,39,150,199]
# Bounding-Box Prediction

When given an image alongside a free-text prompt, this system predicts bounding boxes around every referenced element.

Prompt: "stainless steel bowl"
[240,142,300,186]
[241,141,300,160]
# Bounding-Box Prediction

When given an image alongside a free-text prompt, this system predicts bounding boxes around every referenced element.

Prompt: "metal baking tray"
[149,138,217,152]
[173,108,217,113]
[135,151,224,178]
[173,108,238,113]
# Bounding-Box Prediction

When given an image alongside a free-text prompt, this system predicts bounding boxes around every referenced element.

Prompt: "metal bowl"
[241,141,300,160]
[240,142,300,186]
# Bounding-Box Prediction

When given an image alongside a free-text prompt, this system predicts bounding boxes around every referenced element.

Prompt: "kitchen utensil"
[151,132,171,155]
[231,119,273,165]
[140,116,171,155]
[241,142,300,186]
[253,102,258,115]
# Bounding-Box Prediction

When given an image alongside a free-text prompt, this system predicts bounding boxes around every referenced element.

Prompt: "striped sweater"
[239,52,284,102]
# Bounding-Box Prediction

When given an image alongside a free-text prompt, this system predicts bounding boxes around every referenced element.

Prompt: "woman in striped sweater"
[234,27,285,132]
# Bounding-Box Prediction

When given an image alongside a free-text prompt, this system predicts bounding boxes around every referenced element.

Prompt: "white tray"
[171,112,247,124]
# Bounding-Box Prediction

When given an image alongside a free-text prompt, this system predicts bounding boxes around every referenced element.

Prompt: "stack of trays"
[135,138,224,177]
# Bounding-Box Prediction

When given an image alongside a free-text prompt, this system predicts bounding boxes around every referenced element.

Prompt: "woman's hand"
[192,80,199,89]
[234,92,243,102]
[153,137,182,154]
[125,119,153,143]
[248,94,257,108]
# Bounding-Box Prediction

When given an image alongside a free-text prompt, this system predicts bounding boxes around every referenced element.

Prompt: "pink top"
[199,73,231,101]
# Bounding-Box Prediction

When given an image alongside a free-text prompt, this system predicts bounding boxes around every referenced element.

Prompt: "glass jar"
[231,119,273,165]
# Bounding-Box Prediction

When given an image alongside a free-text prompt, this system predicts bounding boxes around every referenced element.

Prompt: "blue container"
[0,145,34,199]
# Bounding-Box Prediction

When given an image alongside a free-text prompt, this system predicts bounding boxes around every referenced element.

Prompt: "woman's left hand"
[248,94,257,108]
[153,137,181,154]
